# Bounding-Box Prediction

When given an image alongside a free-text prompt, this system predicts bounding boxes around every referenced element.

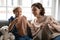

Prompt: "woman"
[31,3,60,40]
[8,7,32,40]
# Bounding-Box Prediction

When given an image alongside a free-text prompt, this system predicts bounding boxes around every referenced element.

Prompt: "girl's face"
[32,6,41,17]
[14,8,22,17]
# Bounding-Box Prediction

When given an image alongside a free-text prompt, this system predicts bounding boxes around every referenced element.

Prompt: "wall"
[57,0,60,21]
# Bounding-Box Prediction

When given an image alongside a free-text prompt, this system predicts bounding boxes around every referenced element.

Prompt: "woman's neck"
[36,15,45,23]
[37,15,44,19]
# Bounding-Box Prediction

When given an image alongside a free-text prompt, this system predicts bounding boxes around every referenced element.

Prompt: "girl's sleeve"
[8,16,14,25]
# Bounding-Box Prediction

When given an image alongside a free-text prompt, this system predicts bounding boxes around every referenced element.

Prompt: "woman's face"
[14,8,22,17]
[32,6,41,17]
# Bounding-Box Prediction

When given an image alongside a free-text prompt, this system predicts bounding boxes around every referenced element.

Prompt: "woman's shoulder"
[45,15,54,20]
[46,15,53,18]
[44,15,55,23]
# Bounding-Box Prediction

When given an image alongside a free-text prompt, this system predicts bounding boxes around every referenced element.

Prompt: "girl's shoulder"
[22,15,27,19]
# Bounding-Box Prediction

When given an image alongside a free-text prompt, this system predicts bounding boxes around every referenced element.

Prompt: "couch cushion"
[0,21,8,28]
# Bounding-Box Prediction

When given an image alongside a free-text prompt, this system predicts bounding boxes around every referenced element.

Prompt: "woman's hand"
[39,22,47,29]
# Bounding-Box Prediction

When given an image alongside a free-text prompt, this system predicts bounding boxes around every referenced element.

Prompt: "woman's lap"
[52,35,60,40]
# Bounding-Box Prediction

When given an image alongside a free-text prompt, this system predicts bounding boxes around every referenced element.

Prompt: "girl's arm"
[8,18,18,31]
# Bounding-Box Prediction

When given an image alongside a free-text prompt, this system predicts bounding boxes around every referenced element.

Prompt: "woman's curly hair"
[31,3,45,16]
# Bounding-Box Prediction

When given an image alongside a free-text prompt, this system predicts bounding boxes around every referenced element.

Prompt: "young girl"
[8,7,32,40]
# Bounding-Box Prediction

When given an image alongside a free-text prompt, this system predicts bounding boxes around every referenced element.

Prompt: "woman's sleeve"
[48,16,60,32]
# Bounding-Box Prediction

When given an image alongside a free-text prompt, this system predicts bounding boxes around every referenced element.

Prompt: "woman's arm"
[27,21,41,39]
[49,22,60,32]
[48,16,60,32]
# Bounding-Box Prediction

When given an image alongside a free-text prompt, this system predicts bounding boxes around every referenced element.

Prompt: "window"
[0,0,53,20]
[0,0,6,6]
[6,0,20,20]
[0,0,6,20]
[22,0,52,20]
[0,0,20,20]
[42,0,52,15]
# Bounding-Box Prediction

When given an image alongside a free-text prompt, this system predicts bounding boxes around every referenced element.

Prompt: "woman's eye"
[32,9,36,11]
